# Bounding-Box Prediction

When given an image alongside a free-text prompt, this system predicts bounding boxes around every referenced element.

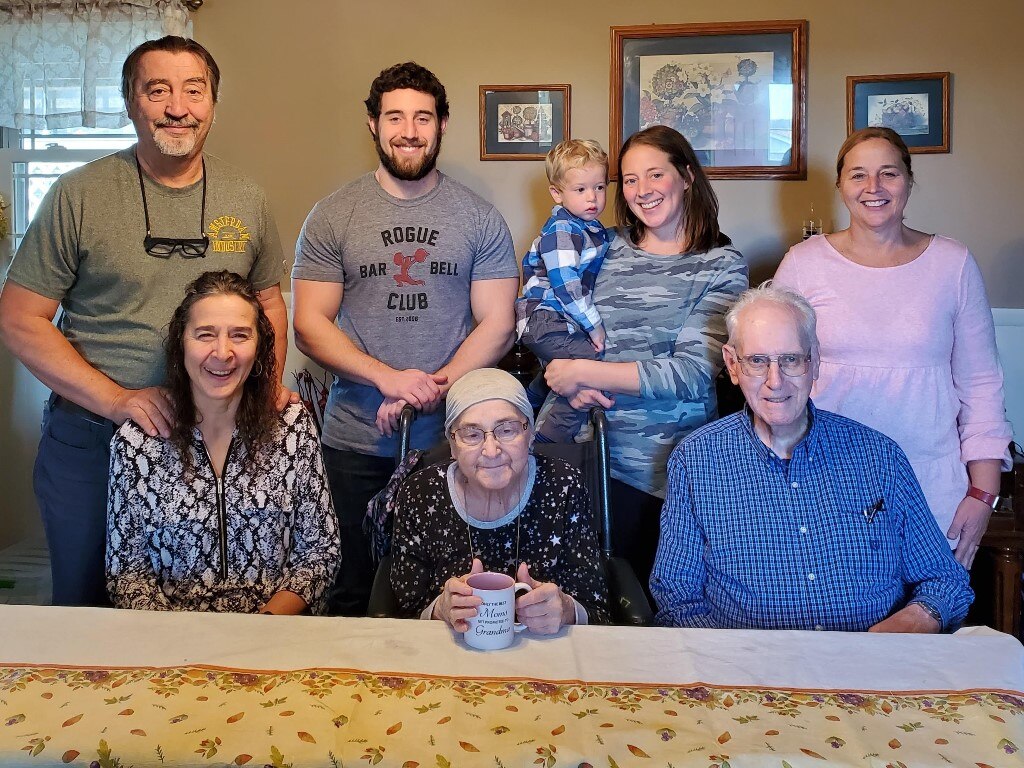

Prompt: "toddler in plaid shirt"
[515,139,610,442]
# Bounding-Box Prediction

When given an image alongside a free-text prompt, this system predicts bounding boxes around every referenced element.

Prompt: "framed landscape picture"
[479,85,570,161]
[610,20,808,179]
[846,72,950,153]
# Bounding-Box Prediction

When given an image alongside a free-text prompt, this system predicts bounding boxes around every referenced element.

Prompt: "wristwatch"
[912,601,943,629]
[966,485,1001,510]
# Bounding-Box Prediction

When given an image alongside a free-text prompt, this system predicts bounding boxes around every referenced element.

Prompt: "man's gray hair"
[725,281,817,349]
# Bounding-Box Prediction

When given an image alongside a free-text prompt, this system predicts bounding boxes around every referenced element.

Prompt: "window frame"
[0,126,136,260]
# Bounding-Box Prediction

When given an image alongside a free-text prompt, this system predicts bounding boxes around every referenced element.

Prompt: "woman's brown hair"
[835,126,914,185]
[164,270,277,469]
[614,125,726,253]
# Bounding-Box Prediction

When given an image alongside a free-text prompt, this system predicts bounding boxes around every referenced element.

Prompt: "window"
[1,125,136,252]
[0,0,190,258]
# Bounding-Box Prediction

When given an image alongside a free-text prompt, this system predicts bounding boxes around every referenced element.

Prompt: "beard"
[152,117,202,157]
[374,131,442,182]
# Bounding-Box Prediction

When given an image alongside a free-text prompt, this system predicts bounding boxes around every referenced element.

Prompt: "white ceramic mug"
[463,571,533,650]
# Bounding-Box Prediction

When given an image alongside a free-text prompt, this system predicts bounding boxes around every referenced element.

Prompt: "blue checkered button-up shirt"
[651,402,973,631]
[515,205,609,338]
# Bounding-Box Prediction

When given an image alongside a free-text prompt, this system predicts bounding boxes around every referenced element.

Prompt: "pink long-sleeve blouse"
[774,234,1012,541]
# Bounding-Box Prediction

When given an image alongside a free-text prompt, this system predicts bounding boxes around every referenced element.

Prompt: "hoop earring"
[249,360,264,378]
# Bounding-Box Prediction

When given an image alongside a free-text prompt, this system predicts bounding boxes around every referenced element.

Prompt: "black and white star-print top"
[390,453,611,624]
[106,403,340,614]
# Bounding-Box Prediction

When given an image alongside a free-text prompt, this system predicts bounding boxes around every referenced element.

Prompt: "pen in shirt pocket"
[861,498,884,524]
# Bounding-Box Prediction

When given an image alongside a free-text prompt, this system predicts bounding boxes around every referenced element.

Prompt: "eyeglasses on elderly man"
[731,352,812,378]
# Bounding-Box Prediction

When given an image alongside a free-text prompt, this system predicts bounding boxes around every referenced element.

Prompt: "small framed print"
[479,85,570,161]
[846,72,950,153]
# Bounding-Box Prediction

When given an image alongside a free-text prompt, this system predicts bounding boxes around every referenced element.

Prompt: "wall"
[995,310,1024,442]
[195,0,1023,297]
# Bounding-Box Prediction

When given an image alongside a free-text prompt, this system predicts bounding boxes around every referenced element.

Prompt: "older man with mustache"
[292,62,519,615]
[0,36,288,607]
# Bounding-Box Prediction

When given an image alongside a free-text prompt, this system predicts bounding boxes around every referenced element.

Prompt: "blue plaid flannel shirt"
[515,205,609,338]
[651,402,973,632]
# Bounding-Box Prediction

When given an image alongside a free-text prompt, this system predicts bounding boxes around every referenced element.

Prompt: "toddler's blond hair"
[545,139,609,188]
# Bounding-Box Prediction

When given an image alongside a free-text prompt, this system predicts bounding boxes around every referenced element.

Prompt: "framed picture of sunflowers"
[479,84,570,161]
[610,20,808,180]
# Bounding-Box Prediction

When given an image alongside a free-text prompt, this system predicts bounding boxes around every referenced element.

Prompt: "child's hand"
[589,326,606,355]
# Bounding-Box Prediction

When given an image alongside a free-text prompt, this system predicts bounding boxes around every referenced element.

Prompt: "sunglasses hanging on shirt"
[136,151,210,258]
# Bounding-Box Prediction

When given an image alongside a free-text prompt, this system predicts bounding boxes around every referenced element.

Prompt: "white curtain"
[0,0,192,130]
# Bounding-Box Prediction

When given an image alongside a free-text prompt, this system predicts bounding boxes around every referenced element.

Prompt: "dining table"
[0,604,1022,766]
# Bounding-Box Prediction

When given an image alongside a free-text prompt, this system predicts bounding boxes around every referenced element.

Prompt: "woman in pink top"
[774,127,1011,569]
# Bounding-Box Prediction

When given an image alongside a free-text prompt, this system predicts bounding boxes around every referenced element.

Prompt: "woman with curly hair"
[106,271,339,614]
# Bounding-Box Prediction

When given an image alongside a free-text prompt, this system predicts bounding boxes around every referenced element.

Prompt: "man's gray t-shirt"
[292,172,517,457]
[4,147,284,389]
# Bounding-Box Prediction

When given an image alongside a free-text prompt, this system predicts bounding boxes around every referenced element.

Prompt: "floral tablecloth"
[2,606,1023,767]
[2,662,1022,767]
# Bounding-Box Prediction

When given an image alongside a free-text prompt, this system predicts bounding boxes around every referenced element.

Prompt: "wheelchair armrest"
[366,554,401,618]
[605,555,654,626]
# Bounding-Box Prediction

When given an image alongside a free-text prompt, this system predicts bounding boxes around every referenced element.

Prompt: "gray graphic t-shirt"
[292,172,517,457]
[5,147,284,389]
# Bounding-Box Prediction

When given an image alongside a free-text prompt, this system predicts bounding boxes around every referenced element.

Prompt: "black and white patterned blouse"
[106,403,339,614]
[390,453,611,624]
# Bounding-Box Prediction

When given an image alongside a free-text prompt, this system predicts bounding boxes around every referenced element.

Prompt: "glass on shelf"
[801,205,823,240]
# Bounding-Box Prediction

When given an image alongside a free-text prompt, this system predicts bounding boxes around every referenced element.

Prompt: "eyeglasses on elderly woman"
[450,419,529,446]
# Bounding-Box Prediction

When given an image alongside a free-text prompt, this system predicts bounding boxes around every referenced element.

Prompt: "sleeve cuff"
[909,598,948,632]
[420,596,440,620]
[573,597,589,625]
[959,435,1013,471]
[577,306,603,333]
[289,268,345,284]
[630,360,657,399]
[276,574,319,611]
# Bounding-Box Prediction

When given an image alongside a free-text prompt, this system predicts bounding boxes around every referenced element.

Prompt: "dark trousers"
[33,398,115,606]
[322,446,396,616]
[609,478,663,605]
[521,310,599,442]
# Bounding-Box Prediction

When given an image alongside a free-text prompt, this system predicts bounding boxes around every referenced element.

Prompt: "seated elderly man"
[651,283,973,632]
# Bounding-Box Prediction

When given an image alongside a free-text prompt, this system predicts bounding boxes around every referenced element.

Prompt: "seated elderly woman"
[390,368,611,630]
[106,271,340,614]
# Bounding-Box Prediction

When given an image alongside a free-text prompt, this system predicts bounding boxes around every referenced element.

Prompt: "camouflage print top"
[589,231,747,497]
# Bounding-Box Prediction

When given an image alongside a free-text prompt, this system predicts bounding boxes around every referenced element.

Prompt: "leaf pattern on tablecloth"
[0,664,1022,766]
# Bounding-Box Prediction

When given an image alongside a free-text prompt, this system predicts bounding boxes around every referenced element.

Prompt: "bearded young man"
[292,62,519,616]
[0,36,289,607]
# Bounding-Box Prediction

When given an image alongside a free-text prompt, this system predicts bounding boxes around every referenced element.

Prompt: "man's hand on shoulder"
[274,384,302,413]
[108,387,174,438]
[377,368,447,411]
[868,602,941,634]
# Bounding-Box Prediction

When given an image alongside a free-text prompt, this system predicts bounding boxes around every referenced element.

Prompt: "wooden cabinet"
[970,453,1023,637]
